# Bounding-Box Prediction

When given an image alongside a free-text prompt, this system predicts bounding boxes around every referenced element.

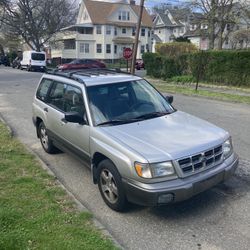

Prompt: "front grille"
[177,145,223,176]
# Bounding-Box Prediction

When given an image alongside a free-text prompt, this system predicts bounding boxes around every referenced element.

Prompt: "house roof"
[83,0,153,28]
[152,34,162,43]
[157,13,173,26]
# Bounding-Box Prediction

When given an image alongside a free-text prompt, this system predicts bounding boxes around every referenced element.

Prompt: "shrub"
[171,75,195,83]
[155,42,198,59]
[161,57,181,79]
[142,52,164,77]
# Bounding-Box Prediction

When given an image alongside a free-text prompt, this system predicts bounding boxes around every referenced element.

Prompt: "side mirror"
[63,112,86,125]
[164,95,174,104]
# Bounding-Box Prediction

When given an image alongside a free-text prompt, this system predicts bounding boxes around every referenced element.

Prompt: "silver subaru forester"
[32,69,239,211]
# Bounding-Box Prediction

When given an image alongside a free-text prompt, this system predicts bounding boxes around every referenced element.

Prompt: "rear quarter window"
[32,53,45,61]
[36,78,53,102]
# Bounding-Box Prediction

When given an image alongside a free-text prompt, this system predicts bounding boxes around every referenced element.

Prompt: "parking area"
[0,66,250,250]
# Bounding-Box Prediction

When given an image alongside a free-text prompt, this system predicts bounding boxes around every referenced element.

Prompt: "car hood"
[100,111,228,162]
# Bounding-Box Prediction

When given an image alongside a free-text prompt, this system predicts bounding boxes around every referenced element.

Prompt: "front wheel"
[38,122,56,154]
[97,159,128,212]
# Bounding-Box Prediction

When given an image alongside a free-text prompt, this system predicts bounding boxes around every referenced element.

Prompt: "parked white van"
[20,51,46,72]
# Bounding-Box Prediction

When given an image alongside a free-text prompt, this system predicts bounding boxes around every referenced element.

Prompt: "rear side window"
[36,78,53,101]
[32,53,45,61]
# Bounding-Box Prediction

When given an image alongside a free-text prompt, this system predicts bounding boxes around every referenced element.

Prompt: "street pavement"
[0,66,250,250]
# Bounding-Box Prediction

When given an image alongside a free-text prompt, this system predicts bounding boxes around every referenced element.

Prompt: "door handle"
[44,107,48,112]
[60,118,67,125]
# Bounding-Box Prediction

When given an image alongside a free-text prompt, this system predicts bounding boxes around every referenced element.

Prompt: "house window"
[96,25,102,34]
[106,44,111,54]
[118,11,130,21]
[114,45,117,54]
[106,26,112,35]
[132,27,136,36]
[96,44,102,53]
[140,45,145,54]
[146,44,149,52]
[148,30,151,37]
[190,24,196,31]
[225,38,229,45]
[201,24,208,30]
[173,29,177,33]
[141,28,145,36]
[122,28,126,34]
[64,39,75,50]
[114,27,117,36]
[83,10,88,20]
[80,43,89,53]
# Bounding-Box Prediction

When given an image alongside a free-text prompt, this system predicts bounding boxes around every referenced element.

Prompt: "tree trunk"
[218,26,223,50]
[0,44,4,56]
[209,0,216,50]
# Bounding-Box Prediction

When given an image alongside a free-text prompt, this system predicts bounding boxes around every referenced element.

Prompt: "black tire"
[38,122,56,154]
[97,159,128,212]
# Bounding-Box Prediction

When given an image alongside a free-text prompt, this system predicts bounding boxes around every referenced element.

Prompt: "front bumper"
[123,153,239,206]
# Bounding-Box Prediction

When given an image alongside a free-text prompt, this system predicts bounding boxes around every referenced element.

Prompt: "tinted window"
[87,80,175,126]
[64,85,85,115]
[48,82,85,113]
[31,53,45,61]
[48,82,66,111]
[36,78,53,101]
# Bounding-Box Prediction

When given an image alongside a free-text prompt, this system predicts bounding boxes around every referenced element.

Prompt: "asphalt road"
[0,66,250,250]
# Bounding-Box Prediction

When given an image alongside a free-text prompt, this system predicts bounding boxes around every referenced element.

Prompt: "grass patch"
[148,78,250,105]
[0,122,117,250]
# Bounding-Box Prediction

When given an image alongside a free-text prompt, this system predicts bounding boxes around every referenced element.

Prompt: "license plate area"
[194,172,223,194]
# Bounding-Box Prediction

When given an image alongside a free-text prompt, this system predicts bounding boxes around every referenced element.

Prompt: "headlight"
[135,161,175,178]
[223,138,233,159]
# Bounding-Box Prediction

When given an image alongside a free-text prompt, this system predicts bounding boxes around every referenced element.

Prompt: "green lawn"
[148,78,250,105]
[0,122,117,250]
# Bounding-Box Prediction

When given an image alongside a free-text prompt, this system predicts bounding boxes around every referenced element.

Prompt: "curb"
[0,115,123,249]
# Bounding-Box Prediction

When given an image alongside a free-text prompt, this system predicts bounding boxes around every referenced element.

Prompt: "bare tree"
[231,29,250,48]
[0,0,77,51]
[191,0,235,49]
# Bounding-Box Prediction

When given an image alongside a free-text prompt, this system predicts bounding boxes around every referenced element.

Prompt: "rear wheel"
[97,159,128,212]
[38,122,56,154]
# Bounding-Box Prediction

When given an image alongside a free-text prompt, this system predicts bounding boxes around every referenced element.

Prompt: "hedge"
[142,50,250,86]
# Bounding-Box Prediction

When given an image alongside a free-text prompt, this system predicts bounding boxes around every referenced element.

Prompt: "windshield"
[87,80,175,126]
[31,53,45,61]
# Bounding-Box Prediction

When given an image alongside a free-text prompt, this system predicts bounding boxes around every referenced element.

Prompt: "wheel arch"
[35,117,43,138]
[91,152,120,184]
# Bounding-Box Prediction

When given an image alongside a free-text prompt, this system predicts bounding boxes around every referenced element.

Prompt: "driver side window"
[64,85,85,115]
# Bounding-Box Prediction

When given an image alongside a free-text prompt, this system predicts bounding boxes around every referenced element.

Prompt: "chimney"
[130,0,136,5]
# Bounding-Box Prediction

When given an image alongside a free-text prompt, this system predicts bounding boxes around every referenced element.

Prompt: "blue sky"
[143,0,188,8]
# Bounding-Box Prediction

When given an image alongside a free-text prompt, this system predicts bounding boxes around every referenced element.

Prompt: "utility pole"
[131,0,145,75]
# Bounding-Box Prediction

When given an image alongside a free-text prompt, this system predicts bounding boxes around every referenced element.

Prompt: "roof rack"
[45,68,131,84]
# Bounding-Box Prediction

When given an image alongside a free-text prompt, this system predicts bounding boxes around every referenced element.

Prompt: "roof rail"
[45,68,132,84]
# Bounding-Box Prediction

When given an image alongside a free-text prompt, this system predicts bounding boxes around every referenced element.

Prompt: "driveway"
[0,66,250,250]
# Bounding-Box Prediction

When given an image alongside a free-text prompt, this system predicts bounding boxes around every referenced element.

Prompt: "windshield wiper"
[97,119,136,126]
[135,111,170,120]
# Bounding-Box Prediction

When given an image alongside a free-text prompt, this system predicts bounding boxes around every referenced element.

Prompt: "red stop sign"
[123,48,133,60]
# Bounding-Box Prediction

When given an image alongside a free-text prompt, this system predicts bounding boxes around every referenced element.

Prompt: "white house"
[152,8,209,51]
[51,0,153,61]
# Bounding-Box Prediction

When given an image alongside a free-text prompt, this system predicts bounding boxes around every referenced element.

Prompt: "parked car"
[135,59,144,70]
[12,56,22,69]
[20,51,46,72]
[0,55,10,66]
[57,59,106,71]
[32,69,238,211]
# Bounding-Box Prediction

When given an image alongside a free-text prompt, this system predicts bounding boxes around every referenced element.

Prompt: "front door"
[46,81,90,164]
